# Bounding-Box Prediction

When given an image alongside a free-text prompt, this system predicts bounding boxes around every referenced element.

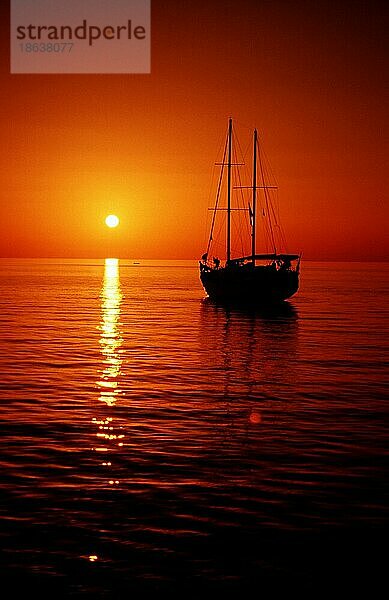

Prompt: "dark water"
[0,259,388,596]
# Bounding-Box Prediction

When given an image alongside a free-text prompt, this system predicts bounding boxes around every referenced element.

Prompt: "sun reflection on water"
[97,258,123,407]
[92,258,125,480]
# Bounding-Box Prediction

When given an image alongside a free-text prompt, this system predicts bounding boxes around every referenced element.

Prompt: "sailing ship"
[199,118,301,303]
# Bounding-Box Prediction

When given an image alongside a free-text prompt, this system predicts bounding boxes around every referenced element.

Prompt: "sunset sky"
[1,0,388,260]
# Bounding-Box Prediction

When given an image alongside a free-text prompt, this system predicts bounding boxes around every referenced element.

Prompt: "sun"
[105,214,119,228]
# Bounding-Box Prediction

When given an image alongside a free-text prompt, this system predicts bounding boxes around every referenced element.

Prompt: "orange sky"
[1,0,388,260]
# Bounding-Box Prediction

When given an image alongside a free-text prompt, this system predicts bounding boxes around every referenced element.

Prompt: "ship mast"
[252,129,257,266]
[227,118,232,264]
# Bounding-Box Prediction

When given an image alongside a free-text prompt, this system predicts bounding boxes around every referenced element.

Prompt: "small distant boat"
[200,119,301,303]
[133,261,140,265]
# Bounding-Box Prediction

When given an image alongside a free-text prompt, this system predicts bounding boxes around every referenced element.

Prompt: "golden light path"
[88,258,125,561]
[97,258,123,407]
[91,258,124,500]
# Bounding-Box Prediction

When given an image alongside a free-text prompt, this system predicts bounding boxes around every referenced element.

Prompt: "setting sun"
[105,214,119,228]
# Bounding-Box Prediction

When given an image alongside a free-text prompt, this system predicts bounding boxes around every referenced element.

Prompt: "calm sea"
[0,259,388,596]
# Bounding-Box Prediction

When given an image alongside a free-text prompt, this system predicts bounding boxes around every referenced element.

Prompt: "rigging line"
[268,191,280,228]
[212,213,227,257]
[232,140,245,257]
[269,193,288,252]
[206,134,228,257]
[260,148,281,228]
[258,200,269,254]
[232,130,252,255]
[260,151,280,229]
[235,150,251,254]
[258,141,277,254]
[273,196,288,251]
[260,188,274,252]
[263,210,273,252]
[202,166,218,250]
[263,157,287,250]
[234,126,247,168]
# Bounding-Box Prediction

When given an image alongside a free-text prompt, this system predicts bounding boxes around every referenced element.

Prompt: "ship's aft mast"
[227,118,232,264]
[252,129,257,266]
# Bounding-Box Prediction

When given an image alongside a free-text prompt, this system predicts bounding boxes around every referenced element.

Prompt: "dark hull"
[200,265,299,303]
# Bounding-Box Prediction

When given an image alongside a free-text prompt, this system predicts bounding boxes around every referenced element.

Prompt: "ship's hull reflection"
[199,297,299,425]
[201,296,298,320]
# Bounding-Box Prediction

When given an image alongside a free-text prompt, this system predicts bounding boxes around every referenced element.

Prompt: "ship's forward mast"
[203,118,246,267]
